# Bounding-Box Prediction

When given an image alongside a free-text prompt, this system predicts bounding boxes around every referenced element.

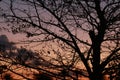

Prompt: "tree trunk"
[90,71,103,80]
[89,34,103,80]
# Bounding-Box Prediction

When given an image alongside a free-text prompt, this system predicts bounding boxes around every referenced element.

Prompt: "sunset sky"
[0,0,119,80]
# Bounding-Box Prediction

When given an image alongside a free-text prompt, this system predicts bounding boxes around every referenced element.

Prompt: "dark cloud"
[0,35,9,44]
[0,35,15,50]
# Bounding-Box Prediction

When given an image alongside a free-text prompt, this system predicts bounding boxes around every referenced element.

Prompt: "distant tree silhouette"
[3,73,13,80]
[0,35,32,79]
[105,55,120,80]
[0,0,120,80]
[33,73,52,80]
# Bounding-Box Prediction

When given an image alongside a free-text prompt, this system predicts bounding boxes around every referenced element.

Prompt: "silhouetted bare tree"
[0,0,120,80]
